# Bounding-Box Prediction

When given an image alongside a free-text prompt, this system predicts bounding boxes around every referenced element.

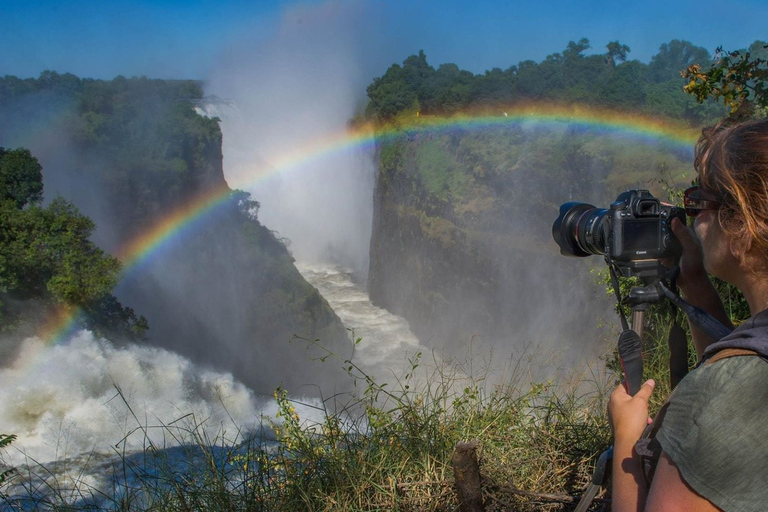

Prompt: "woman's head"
[695,117,768,260]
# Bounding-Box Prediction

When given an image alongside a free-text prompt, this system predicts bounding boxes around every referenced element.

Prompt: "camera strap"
[657,281,733,341]
[665,273,689,390]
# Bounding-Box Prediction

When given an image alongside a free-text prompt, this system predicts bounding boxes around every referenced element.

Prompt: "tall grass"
[1,321,696,512]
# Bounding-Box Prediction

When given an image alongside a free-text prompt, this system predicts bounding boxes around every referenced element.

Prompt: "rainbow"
[37,102,702,342]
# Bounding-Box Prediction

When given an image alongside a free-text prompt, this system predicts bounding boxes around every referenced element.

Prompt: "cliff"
[368,123,691,360]
[0,73,351,394]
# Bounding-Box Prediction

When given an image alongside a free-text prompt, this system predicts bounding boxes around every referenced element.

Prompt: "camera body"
[606,190,685,263]
[552,189,685,278]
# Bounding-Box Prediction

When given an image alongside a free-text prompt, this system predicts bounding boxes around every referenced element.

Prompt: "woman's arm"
[611,435,648,512]
[645,452,722,511]
[608,380,655,512]
[609,380,722,512]
[670,219,734,359]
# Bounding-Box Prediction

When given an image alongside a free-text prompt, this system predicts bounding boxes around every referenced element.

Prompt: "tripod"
[574,264,733,511]
[573,279,658,512]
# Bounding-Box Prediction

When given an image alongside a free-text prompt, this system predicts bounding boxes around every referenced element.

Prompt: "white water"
[297,263,423,370]
[0,332,261,466]
[0,265,426,476]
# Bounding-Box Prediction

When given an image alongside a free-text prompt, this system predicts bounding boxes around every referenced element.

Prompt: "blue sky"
[1,0,767,81]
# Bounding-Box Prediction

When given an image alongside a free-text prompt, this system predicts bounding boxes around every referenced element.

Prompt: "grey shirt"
[656,355,768,511]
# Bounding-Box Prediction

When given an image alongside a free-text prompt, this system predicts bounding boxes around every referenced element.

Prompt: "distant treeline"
[365,39,768,124]
[0,72,225,241]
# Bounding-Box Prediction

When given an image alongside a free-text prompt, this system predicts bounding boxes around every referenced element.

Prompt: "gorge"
[2,36,763,506]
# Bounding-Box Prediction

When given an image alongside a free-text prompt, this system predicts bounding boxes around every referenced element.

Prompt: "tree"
[563,38,591,62]
[402,50,435,91]
[682,43,768,117]
[0,147,43,208]
[748,40,768,61]
[366,65,419,120]
[361,38,727,122]
[599,60,646,108]
[0,147,146,338]
[426,63,474,113]
[606,41,631,67]
[647,40,711,83]
[0,196,120,304]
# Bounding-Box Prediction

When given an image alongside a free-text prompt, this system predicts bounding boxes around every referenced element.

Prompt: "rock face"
[367,124,688,362]
[0,73,351,394]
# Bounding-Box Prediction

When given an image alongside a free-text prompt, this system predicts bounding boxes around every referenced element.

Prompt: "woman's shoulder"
[706,351,767,388]
[668,354,768,413]
[656,354,768,511]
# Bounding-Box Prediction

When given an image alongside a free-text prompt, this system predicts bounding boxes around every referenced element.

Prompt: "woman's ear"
[730,230,752,262]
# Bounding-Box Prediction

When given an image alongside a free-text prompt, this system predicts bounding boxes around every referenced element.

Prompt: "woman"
[609,117,768,512]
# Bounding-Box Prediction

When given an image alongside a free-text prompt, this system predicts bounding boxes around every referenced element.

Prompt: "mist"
[204,2,394,275]
[199,3,623,374]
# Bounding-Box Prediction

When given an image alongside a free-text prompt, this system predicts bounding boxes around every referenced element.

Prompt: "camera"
[552,190,685,277]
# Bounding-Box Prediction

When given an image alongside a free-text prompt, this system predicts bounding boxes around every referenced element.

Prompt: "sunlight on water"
[1,332,258,465]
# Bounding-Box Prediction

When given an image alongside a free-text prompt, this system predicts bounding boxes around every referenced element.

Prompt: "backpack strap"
[636,401,671,487]
[702,348,759,366]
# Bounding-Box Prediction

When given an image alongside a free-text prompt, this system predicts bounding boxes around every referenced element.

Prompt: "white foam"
[0,331,261,465]
[297,263,423,369]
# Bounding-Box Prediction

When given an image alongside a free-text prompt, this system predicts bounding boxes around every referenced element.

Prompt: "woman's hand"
[608,379,655,444]
[670,218,708,294]
[667,218,734,356]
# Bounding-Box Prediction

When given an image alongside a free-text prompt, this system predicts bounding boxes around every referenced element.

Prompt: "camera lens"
[552,202,608,257]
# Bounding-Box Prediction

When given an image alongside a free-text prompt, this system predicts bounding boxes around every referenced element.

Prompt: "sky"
[2,0,767,83]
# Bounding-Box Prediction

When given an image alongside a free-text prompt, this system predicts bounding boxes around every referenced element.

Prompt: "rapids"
[297,263,423,371]
[0,264,427,477]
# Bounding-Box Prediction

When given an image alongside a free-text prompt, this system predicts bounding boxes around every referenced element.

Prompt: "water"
[0,332,262,466]
[297,263,424,371]
[0,263,430,506]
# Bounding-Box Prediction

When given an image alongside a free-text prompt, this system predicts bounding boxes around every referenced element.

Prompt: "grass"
[1,321,688,512]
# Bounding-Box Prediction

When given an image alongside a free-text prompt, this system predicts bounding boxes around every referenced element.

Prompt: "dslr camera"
[552,190,685,278]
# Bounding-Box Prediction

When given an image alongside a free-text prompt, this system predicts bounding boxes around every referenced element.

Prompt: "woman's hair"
[695,117,768,256]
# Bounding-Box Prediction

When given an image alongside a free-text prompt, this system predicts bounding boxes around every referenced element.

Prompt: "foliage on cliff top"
[0,72,223,240]
[364,39,744,124]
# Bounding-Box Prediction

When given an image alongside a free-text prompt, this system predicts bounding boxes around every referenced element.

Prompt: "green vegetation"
[414,139,469,201]
[0,434,17,501]
[365,39,736,124]
[1,294,746,511]
[0,346,612,510]
[0,147,147,339]
[683,40,768,117]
